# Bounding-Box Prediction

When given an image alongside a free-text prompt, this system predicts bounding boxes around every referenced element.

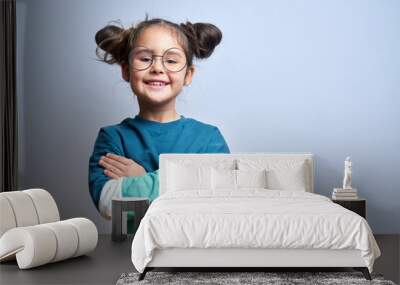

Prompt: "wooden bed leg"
[354,267,372,280]
[138,268,148,281]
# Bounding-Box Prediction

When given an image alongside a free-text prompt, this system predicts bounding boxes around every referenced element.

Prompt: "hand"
[98,153,146,179]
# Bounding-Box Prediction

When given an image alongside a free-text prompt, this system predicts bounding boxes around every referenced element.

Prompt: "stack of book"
[332,188,358,200]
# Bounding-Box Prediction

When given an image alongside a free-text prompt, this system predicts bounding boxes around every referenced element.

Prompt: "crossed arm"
[98,153,146,179]
[95,153,159,220]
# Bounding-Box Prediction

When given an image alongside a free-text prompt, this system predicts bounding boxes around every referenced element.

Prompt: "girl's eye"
[140,57,152,62]
[165,59,177,64]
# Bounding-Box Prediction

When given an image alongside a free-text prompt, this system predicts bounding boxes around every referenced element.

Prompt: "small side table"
[112,197,149,242]
[332,198,366,218]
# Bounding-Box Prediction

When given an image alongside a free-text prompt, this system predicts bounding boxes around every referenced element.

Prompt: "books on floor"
[332,188,358,200]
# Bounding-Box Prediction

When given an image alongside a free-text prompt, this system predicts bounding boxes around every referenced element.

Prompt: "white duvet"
[131,190,380,273]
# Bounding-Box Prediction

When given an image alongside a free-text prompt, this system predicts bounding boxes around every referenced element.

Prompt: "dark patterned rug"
[116,271,396,285]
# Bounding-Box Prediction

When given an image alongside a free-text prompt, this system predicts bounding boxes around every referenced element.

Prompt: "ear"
[184,65,195,86]
[121,64,130,82]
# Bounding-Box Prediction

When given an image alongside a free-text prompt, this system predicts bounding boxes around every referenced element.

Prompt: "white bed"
[130,153,380,280]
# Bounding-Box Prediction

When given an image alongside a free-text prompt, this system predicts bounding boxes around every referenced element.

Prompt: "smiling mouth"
[144,80,170,87]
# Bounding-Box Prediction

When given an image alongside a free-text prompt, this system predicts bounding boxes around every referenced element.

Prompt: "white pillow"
[167,163,211,191]
[211,168,236,190]
[237,159,307,191]
[211,168,268,190]
[165,159,236,192]
[237,169,268,188]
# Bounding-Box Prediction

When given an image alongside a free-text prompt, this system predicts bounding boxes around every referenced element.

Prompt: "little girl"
[89,18,230,226]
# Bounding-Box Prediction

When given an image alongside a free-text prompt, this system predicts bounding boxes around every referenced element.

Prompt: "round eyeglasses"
[129,47,187,72]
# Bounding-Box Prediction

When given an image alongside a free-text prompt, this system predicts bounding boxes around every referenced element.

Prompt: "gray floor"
[0,234,399,285]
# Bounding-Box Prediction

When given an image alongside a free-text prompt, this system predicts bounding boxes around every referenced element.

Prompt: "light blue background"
[16,0,400,233]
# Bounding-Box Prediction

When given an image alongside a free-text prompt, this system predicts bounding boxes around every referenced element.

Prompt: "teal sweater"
[88,115,230,209]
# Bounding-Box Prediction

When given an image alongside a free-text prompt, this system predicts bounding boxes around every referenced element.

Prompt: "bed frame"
[138,153,372,281]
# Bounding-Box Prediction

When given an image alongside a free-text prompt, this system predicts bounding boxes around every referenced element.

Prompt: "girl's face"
[121,25,194,107]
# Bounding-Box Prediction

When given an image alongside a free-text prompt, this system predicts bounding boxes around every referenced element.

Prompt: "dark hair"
[95,17,222,68]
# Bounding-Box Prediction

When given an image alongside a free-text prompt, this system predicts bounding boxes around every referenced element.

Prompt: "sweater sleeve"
[121,170,160,202]
[206,127,230,153]
[98,177,123,219]
[88,128,123,209]
[98,170,159,219]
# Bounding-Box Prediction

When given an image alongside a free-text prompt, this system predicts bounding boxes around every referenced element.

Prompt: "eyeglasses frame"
[128,46,188,73]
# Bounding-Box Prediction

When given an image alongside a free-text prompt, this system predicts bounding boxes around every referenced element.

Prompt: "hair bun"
[180,22,222,59]
[95,24,130,65]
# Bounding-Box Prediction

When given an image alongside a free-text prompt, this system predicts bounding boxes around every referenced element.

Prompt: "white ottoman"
[0,189,98,269]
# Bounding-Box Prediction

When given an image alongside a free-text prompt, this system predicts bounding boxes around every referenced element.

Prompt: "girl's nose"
[149,57,165,73]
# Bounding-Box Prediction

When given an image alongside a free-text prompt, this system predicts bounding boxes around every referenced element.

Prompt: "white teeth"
[147,81,166,86]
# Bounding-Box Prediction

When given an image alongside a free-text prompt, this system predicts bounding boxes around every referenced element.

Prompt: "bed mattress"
[131,189,380,273]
